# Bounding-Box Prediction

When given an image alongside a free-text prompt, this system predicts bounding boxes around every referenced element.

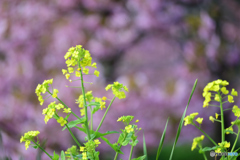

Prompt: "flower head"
[218,141,230,149]
[57,117,67,126]
[191,135,204,151]
[20,131,40,150]
[63,45,98,80]
[125,125,134,133]
[232,105,240,117]
[231,88,238,96]
[105,82,129,99]
[184,112,199,126]
[196,117,203,124]
[228,95,234,103]
[209,116,215,123]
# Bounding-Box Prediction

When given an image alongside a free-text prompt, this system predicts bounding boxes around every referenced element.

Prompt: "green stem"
[53,113,81,147]
[219,91,225,142]
[193,124,217,146]
[65,124,81,147]
[79,66,91,141]
[202,152,207,160]
[199,145,207,160]
[114,151,119,160]
[96,96,116,133]
[91,107,93,130]
[231,130,240,152]
[32,141,52,159]
[128,145,134,160]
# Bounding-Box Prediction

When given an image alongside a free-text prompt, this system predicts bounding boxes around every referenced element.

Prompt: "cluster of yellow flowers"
[79,139,101,160]
[35,79,53,105]
[202,79,237,108]
[191,135,204,151]
[215,141,230,153]
[76,91,107,116]
[21,45,130,157]
[20,131,40,150]
[184,112,203,126]
[185,79,240,155]
[106,81,129,99]
[62,45,99,81]
[117,115,141,134]
[42,101,70,126]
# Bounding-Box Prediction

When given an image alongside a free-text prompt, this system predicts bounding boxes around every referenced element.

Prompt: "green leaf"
[169,79,198,160]
[130,139,139,146]
[100,136,123,154]
[87,102,100,107]
[131,155,146,160]
[122,132,133,146]
[90,130,119,140]
[94,151,100,160]
[33,145,39,149]
[61,151,65,160]
[62,118,86,131]
[156,118,169,160]
[117,133,125,144]
[64,113,71,120]
[225,129,235,134]
[75,126,86,132]
[199,146,217,152]
[52,151,59,160]
[143,132,148,160]
[92,105,100,114]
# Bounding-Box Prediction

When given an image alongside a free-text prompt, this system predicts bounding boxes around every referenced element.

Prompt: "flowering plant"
[20,45,197,160]
[184,79,240,160]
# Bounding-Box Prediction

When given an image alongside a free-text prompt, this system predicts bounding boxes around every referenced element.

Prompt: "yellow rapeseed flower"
[209,116,215,123]
[228,95,234,103]
[191,135,204,151]
[231,88,238,96]
[196,117,203,124]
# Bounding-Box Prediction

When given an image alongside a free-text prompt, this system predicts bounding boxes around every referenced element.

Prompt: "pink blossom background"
[1,0,240,159]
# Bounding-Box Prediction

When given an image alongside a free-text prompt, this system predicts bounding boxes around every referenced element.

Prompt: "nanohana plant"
[184,79,240,160]
[20,45,198,160]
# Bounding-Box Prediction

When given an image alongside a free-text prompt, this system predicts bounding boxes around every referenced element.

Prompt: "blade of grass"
[61,150,66,160]
[143,131,148,160]
[169,79,198,160]
[156,117,169,160]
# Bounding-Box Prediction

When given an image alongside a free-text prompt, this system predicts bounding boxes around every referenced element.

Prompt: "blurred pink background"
[1,0,240,159]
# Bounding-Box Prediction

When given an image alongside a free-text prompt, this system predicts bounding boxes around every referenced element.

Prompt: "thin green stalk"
[53,113,81,147]
[219,91,225,142]
[199,145,207,160]
[96,96,116,132]
[202,152,207,160]
[91,107,93,130]
[128,145,134,160]
[32,141,52,159]
[193,124,217,146]
[79,67,91,141]
[231,130,240,152]
[65,124,81,147]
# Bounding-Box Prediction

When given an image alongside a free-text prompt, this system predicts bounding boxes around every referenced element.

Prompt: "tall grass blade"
[143,131,148,160]
[156,118,169,160]
[169,79,198,160]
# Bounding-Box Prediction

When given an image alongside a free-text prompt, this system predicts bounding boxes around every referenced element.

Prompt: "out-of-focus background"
[1,0,240,159]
